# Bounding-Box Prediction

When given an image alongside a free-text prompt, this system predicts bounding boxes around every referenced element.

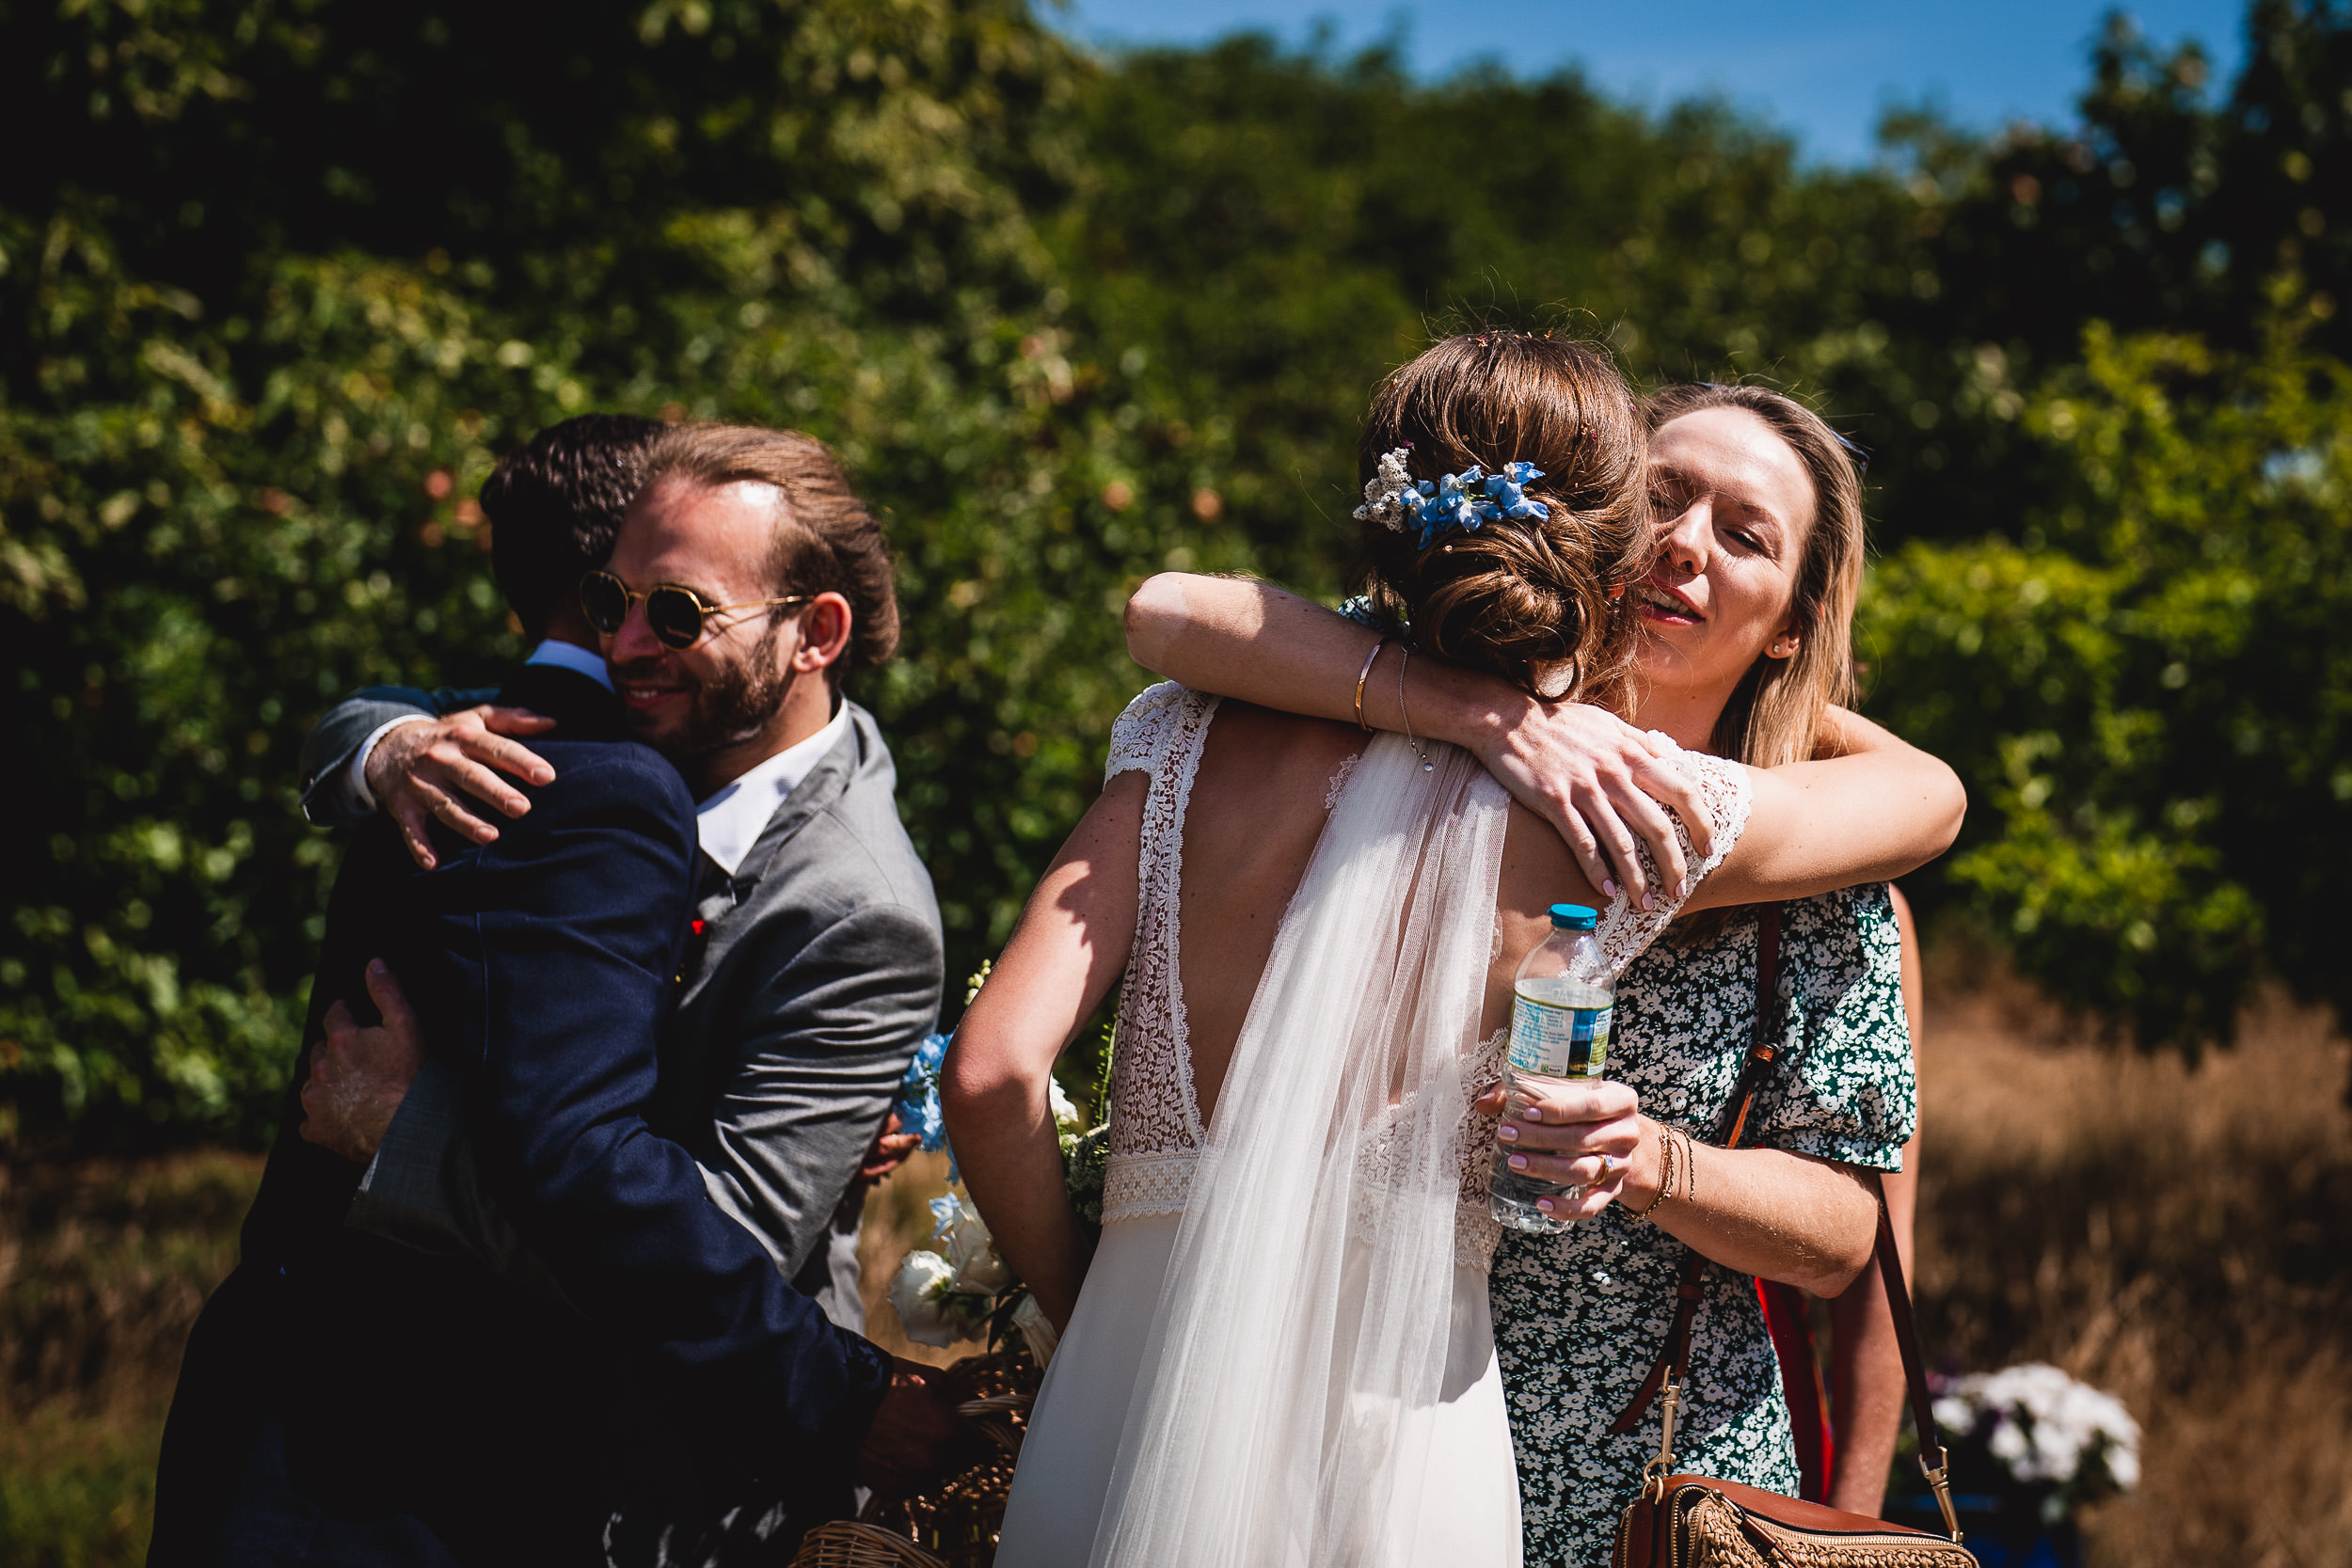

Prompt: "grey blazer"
[657,703,946,1302]
[329,693,945,1329]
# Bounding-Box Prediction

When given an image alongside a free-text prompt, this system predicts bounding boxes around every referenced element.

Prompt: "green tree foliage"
[0,0,1243,1148]
[1866,304,2352,1048]
[3,0,2348,1145]
[1861,2,2352,546]
[1053,37,1939,587]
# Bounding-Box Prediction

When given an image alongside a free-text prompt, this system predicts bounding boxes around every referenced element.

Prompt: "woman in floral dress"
[1129,379,1931,1564]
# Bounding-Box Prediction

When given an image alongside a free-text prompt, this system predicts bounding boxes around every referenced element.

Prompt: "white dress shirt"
[694,701,853,876]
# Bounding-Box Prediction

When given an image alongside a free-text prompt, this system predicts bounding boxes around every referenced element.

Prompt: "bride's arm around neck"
[1128,572,1965,909]
[944,771,1146,1331]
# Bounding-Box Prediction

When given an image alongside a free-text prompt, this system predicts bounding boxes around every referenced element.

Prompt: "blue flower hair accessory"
[1353,447,1549,547]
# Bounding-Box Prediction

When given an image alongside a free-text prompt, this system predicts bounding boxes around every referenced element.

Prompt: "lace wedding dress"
[994,685,1749,1568]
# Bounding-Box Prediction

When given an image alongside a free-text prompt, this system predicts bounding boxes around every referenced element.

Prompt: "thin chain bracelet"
[1629,1125,1675,1222]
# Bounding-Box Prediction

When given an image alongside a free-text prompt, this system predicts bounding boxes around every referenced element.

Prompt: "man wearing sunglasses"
[293,421,939,1344]
[179,417,962,1565]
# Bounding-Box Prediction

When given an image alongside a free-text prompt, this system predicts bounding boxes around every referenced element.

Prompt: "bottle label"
[1508,993,1613,1079]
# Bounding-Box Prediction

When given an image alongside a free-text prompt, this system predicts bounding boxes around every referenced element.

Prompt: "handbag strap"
[1606,904,1785,1436]
[1605,899,1965,1544]
[1868,1174,1963,1540]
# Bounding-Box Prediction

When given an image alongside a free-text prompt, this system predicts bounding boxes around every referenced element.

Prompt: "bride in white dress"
[946,333,1752,1567]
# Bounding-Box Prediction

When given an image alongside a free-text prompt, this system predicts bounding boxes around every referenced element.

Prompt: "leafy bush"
[1867,308,2352,1047]
[4,0,2350,1145]
[0,0,1239,1147]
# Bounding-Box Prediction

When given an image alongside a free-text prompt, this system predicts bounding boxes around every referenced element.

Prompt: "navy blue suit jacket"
[152,664,894,1567]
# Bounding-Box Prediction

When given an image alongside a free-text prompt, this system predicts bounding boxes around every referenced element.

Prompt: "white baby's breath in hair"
[1354,447,1417,532]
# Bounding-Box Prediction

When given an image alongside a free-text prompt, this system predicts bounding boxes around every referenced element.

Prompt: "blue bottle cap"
[1549,903,1598,930]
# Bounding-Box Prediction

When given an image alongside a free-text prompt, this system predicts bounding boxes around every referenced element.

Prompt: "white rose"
[886,1249,964,1347]
[933,1192,1017,1294]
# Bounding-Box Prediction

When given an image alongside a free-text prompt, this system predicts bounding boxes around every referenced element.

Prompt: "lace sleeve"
[1104,680,1190,784]
[1594,738,1753,974]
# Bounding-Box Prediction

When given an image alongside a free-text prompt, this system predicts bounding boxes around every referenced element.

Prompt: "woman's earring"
[1769,636,1798,659]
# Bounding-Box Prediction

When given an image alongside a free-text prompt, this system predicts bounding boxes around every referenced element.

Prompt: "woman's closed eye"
[1722,515,1778,558]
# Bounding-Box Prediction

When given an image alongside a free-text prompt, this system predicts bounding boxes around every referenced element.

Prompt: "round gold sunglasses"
[580,569,809,650]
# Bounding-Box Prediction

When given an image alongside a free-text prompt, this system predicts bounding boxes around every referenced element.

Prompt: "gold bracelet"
[1680,1128,1698,1209]
[1629,1126,1674,1221]
[1353,637,1389,733]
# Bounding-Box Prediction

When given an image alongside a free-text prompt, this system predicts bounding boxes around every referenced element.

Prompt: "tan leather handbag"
[1608,906,1975,1568]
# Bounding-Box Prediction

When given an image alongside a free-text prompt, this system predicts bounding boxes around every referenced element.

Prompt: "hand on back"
[367,705,558,869]
[299,958,425,1164]
[858,1111,922,1182]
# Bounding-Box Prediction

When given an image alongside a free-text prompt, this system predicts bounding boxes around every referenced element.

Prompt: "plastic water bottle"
[1490,902,1614,1234]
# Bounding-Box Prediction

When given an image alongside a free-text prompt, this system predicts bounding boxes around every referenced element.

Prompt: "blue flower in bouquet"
[896,1031,952,1158]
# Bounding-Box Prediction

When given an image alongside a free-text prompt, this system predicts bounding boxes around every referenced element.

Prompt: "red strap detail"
[1760,1277,1833,1504]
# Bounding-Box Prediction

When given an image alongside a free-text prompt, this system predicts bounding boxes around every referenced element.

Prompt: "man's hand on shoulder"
[853,1357,984,1497]
[368,706,559,869]
[300,959,426,1164]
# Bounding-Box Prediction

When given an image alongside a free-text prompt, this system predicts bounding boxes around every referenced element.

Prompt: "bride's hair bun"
[1356,332,1646,702]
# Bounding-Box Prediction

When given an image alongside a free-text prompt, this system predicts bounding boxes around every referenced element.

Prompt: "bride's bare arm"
[943,773,1145,1331]
[1126,573,1714,906]
[1493,1081,1878,1296]
[1128,572,1966,909]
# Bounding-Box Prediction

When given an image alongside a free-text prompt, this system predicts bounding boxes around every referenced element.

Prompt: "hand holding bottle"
[1491,902,1624,1233]
[1476,1075,1643,1224]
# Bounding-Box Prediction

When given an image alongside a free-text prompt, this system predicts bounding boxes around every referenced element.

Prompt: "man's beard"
[620,626,793,763]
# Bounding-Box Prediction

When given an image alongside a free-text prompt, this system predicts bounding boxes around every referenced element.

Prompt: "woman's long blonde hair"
[1642,383,1867,768]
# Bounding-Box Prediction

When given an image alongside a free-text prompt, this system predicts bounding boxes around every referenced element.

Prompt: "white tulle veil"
[1087,732,1513,1568]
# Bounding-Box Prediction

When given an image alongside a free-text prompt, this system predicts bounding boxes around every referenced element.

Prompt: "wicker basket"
[809,1343,1040,1568]
[790,1521,948,1568]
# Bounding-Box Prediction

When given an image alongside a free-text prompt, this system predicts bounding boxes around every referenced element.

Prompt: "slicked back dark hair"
[481,413,664,639]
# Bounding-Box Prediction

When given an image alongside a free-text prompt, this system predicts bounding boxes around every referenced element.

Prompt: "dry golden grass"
[0,1150,262,1566]
[1914,958,2352,1568]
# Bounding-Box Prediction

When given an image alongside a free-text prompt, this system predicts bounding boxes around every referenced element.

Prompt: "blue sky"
[1045,1,2251,164]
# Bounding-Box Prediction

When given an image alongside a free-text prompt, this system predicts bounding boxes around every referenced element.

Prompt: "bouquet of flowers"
[1930,1362,2141,1528]
[882,965,1111,1370]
